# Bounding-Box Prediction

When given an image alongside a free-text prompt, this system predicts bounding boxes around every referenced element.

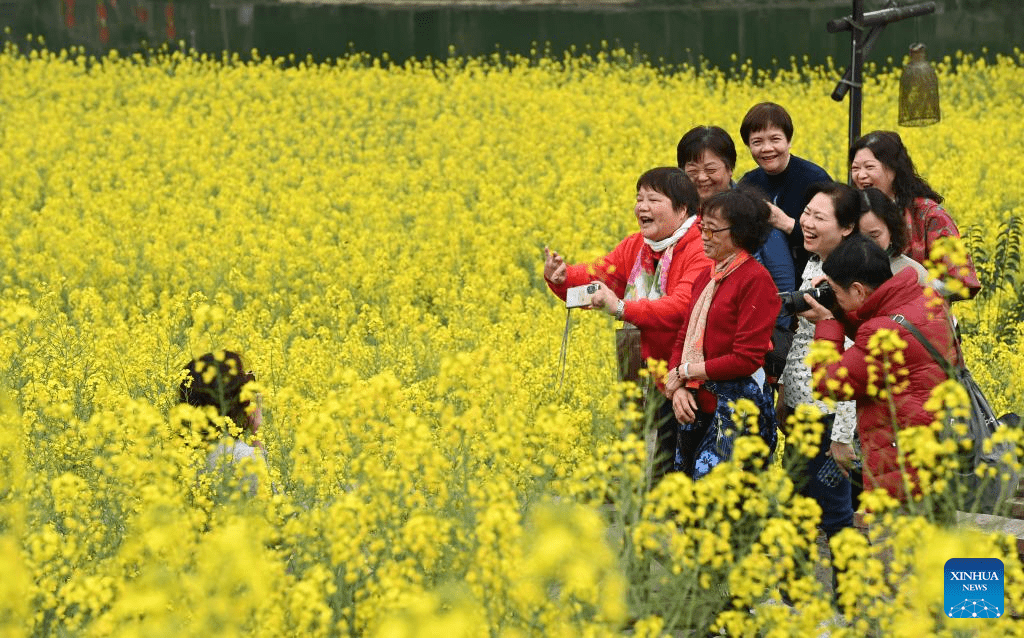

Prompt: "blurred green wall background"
[1,0,1018,70]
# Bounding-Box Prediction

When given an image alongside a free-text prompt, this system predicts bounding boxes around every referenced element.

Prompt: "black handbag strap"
[891,314,958,378]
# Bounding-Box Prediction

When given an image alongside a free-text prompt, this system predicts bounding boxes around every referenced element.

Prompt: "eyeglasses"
[684,163,725,180]
[698,222,732,240]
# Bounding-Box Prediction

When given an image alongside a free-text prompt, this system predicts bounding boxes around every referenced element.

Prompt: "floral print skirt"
[674,376,778,480]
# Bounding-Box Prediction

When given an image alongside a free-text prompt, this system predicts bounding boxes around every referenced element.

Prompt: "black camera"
[779,282,836,316]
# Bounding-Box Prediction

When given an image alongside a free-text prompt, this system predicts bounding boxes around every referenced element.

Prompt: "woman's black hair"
[858,187,908,256]
[823,234,893,290]
[636,167,700,218]
[178,351,255,436]
[804,181,861,232]
[676,125,737,172]
[701,186,771,254]
[739,102,794,145]
[848,130,943,211]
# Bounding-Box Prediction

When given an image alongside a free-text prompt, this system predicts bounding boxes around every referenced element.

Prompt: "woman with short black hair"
[801,234,958,504]
[677,125,737,203]
[738,102,832,278]
[544,167,712,486]
[664,187,780,479]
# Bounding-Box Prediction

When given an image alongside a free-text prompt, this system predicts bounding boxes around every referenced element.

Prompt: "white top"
[890,254,931,286]
[206,439,266,496]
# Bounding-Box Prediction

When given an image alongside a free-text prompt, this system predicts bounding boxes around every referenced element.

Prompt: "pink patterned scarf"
[680,250,751,379]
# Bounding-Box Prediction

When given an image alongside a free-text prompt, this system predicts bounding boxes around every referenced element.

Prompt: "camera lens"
[814,282,836,309]
[778,289,811,316]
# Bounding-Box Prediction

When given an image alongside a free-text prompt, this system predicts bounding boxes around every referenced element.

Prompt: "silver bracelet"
[615,299,625,321]
[683,362,690,379]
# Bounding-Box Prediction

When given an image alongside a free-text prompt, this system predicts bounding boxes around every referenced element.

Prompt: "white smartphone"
[566,282,600,308]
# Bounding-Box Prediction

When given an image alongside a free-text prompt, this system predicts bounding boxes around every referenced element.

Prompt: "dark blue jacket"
[740,154,831,277]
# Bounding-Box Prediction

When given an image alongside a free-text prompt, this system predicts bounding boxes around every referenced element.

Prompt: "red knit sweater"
[668,257,780,412]
[546,225,711,365]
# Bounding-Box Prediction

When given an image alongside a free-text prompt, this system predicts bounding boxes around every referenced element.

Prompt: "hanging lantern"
[898,43,940,126]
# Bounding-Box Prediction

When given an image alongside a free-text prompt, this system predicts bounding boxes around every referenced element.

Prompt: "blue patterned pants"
[675,376,779,480]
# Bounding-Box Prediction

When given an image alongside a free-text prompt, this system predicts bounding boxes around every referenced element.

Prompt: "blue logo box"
[944,558,1004,618]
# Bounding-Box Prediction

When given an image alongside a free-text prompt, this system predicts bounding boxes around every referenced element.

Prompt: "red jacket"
[812,269,957,501]
[547,225,712,365]
[668,257,780,412]
[904,197,981,298]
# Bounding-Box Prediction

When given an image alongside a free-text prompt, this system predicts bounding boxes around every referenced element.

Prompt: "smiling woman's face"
[858,211,892,252]
[850,148,896,199]
[683,151,733,202]
[699,207,739,263]
[635,185,686,241]
[746,125,792,175]
[801,192,854,260]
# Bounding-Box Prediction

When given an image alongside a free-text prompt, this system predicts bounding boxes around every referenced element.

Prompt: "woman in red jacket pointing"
[544,167,712,485]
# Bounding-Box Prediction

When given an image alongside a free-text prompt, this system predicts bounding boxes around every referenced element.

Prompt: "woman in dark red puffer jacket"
[799,235,957,501]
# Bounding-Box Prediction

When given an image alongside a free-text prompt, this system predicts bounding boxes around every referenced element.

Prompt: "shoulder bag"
[892,314,1020,514]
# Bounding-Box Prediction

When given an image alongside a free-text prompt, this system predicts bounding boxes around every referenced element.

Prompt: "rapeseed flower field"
[2,34,1024,635]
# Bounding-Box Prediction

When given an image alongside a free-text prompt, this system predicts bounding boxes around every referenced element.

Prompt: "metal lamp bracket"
[828,0,938,162]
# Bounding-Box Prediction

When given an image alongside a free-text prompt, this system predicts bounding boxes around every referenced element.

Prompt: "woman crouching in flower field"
[177,350,268,496]
[543,167,712,485]
[800,235,957,517]
[664,188,779,479]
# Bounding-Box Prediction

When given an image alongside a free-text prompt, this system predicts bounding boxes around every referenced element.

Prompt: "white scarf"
[625,216,697,303]
[645,216,696,253]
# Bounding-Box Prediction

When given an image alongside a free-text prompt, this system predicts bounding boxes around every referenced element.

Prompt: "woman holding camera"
[780,182,860,539]
[800,235,957,506]
[664,187,780,479]
[544,167,712,484]
[849,130,980,299]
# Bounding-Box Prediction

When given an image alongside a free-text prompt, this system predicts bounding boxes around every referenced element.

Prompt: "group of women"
[543,103,980,514]
[177,104,979,510]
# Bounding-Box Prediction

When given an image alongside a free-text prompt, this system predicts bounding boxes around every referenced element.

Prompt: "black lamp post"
[828,1,938,158]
